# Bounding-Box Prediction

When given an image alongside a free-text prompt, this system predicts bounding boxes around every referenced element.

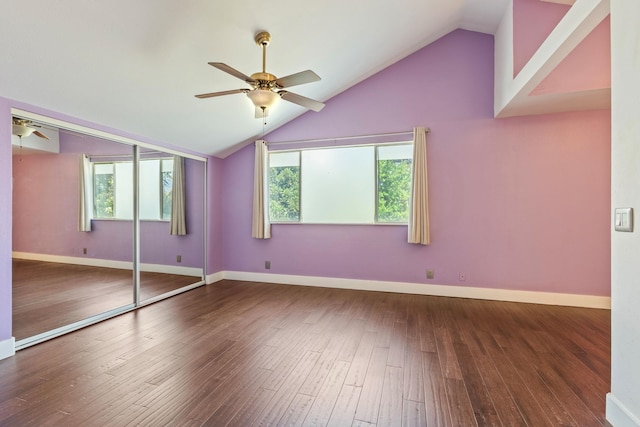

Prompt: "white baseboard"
[139,263,201,277]
[211,271,611,309]
[206,271,225,284]
[0,337,15,360]
[12,252,202,277]
[607,393,640,427]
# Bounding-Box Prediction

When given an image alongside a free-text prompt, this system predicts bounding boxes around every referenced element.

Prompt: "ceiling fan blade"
[33,130,50,140]
[275,70,320,88]
[255,107,269,119]
[280,91,325,112]
[209,62,256,83]
[195,89,248,99]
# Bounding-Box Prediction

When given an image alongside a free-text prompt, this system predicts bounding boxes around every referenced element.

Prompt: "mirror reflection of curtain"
[78,154,93,232]
[170,155,186,236]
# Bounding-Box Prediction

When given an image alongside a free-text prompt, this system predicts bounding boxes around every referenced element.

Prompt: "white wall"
[607,0,640,425]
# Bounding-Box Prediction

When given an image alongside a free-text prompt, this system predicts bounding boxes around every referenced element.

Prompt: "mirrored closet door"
[11,111,206,349]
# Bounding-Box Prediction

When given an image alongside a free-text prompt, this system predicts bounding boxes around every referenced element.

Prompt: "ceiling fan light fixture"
[12,124,36,138]
[247,89,280,110]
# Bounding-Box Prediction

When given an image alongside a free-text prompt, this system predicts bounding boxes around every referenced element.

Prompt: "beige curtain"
[170,155,187,235]
[408,127,430,245]
[252,140,271,239]
[78,154,92,232]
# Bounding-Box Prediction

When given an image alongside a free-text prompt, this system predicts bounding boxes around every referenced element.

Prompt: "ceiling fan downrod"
[254,31,271,74]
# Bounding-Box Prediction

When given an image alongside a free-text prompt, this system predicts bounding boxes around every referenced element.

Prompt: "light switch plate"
[615,208,634,232]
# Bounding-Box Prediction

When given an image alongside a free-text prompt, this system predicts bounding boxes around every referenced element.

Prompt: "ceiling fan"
[12,117,50,140]
[195,31,325,118]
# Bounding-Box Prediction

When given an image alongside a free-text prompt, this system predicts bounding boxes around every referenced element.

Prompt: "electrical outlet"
[459,272,466,281]
[426,269,434,279]
[83,248,87,255]
[265,260,271,270]
[177,255,182,263]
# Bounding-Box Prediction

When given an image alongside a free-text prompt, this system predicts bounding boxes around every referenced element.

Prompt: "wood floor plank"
[387,320,407,368]
[445,378,479,427]
[377,366,403,427]
[225,386,276,427]
[422,351,453,427]
[301,360,351,427]
[374,311,396,348]
[514,337,604,426]
[277,393,315,427]
[336,319,366,363]
[404,337,425,403]
[0,279,611,426]
[298,328,349,397]
[197,368,273,426]
[431,318,464,379]
[418,309,438,353]
[262,326,315,391]
[475,329,556,427]
[544,346,610,425]
[344,331,377,387]
[453,340,502,426]
[505,337,580,426]
[458,329,527,427]
[326,385,362,427]
[254,350,322,426]
[354,346,389,423]
[174,346,276,424]
[402,398,427,427]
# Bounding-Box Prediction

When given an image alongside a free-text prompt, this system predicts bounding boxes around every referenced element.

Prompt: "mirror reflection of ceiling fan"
[12,117,50,140]
[195,31,325,118]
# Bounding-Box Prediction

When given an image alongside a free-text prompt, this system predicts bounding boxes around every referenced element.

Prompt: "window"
[269,143,412,224]
[269,151,300,222]
[92,158,173,220]
[377,144,413,223]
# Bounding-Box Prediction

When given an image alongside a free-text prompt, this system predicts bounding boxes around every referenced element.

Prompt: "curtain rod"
[88,151,170,160]
[267,128,430,146]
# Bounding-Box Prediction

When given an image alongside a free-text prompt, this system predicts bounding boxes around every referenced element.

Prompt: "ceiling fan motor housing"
[250,72,279,90]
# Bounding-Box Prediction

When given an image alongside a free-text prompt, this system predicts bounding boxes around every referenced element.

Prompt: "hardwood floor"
[0,280,611,426]
[12,259,201,340]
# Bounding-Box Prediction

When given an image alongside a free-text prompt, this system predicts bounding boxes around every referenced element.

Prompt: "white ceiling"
[0,0,509,157]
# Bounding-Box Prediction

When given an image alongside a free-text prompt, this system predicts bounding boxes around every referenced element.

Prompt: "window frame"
[268,141,413,225]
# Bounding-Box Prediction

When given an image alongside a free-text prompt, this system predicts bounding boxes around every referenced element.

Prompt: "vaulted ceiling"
[0,0,608,157]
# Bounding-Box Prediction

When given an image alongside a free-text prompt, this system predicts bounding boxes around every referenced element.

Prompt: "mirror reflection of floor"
[12,259,200,340]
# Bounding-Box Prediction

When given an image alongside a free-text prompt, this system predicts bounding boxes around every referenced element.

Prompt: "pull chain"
[262,107,267,136]
[18,136,24,162]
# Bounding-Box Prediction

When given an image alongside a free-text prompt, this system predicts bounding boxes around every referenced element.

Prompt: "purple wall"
[12,132,205,267]
[1,98,12,341]
[207,156,225,274]
[221,29,611,296]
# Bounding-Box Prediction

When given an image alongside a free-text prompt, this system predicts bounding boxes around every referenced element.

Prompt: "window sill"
[270,222,407,226]
[92,218,170,223]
